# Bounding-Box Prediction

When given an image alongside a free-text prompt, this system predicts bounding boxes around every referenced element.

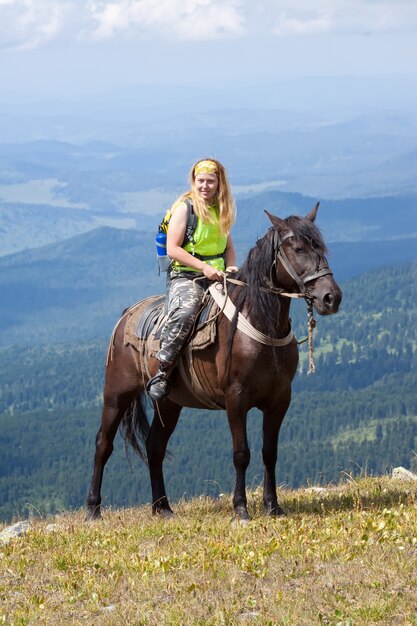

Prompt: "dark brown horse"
[86,205,342,521]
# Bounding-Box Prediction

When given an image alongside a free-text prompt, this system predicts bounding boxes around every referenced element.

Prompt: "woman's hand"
[225,265,238,273]
[202,263,224,281]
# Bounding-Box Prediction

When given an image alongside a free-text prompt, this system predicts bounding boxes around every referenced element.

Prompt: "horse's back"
[105,295,165,381]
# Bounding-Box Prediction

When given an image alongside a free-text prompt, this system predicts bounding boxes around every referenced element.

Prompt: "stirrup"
[146,372,171,401]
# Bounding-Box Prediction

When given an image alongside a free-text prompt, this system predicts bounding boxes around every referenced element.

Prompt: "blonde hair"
[171,158,236,236]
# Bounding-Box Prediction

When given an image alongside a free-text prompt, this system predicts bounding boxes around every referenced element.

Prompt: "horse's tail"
[119,392,150,465]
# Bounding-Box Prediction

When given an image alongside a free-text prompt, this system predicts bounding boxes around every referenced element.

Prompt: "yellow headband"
[194,160,218,175]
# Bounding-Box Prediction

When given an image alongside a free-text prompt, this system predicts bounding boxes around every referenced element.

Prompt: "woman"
[147,158,237,401]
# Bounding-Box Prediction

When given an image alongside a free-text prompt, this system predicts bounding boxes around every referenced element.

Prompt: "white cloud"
[86,0,245,41]
[0,0,416,52]
[267,1,417,37]
[0,0,72,50]
[274,14,331,37]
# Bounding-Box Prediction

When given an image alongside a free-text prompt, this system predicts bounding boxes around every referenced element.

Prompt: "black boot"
[146,363,171,401]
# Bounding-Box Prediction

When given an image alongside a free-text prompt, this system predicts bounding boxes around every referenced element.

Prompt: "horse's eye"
[294,247,304,254]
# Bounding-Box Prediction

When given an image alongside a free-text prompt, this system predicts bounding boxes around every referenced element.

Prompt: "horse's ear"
[265,210,286,230]
[306,202,320,222]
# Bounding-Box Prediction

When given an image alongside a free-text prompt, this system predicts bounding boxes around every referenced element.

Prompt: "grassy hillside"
[2,477,417,625]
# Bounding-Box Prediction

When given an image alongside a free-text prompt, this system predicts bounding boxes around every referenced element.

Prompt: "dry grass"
[2,476,417,625]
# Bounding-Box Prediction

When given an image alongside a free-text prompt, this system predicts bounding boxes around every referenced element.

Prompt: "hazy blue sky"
[1,0,416,101]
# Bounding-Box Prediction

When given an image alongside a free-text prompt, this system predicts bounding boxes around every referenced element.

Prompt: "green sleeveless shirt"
[172,204,227,273]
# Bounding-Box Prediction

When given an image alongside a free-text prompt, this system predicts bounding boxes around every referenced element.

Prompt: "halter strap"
[273,230,333,295]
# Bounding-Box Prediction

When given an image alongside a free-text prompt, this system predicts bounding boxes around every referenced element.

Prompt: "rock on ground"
[0,521,31,544]
[392,466,417,482]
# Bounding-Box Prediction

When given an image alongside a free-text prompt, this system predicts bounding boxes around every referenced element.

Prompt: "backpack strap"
[182,197,198,247]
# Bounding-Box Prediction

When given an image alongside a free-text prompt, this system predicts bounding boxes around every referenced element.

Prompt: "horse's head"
[265,204,342,315]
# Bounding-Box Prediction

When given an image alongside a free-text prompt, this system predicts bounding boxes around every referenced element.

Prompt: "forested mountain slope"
[0,261,415,522]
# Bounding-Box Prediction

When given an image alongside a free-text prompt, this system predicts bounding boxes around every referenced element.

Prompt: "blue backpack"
[155,198,197,273]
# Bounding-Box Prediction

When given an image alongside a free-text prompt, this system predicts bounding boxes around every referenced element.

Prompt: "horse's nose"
[323,288,342,312]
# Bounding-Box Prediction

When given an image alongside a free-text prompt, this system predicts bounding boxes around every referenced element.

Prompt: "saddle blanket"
[123,294,218,357]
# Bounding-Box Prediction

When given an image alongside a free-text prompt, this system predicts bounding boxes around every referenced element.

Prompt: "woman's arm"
[224,235,238,272]
[167,202,224,280]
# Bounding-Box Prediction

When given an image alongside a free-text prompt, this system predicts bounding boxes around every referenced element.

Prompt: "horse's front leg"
[262,392,291,516]
[226,392,251,521]
[147,399,182,517]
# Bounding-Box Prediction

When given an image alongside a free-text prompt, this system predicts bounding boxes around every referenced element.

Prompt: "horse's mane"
[227,214,328,345]
[284,215,328,257]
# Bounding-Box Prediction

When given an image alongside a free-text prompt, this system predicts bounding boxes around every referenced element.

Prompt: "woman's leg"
[147,275,206,400]
[158,275,206,364]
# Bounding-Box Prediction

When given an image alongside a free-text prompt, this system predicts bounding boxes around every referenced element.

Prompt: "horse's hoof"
[85,507,102,522]
[231,516,251,528]
[265,504,285,517]
[231,506,251,526]
[152,507,174,518]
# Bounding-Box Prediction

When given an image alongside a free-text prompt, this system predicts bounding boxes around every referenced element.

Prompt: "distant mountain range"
[1,182,416,257]
[1,223,416,347]
[0,104,416,253]
[0,104,416,259]
[0,127,416,346]
[236,191,417,243]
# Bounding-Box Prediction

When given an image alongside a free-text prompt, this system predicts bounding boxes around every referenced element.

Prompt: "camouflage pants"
[157,273,209,365]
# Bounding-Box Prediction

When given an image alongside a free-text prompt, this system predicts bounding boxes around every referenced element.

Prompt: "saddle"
[123,293,223,409]
[124,294,217,353]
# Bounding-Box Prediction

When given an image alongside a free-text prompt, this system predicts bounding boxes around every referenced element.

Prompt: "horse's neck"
[243,295,292,338]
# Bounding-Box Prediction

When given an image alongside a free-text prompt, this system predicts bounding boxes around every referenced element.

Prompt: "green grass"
[2,476,417,625]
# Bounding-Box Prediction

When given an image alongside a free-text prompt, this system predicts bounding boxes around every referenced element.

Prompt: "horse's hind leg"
[146,399,182,516]
[86,392,133,520]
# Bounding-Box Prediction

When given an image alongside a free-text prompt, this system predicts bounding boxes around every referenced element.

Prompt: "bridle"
[212,227,334,374]
[270,229,333,298]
